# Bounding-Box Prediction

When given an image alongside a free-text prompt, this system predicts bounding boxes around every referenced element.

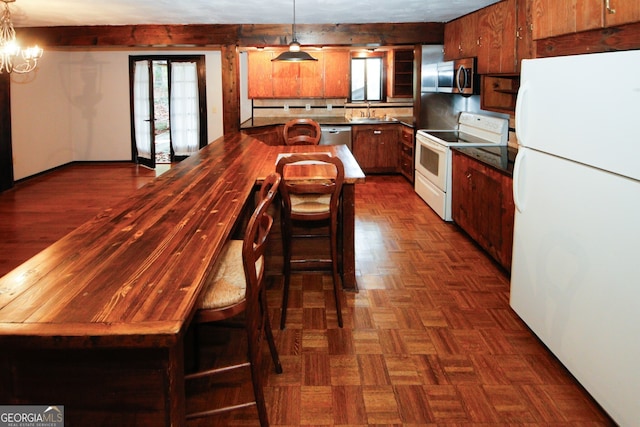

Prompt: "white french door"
[130,55,207,168]
[133,60,153,168]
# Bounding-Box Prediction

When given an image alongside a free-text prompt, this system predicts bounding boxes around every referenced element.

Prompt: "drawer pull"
[373,130,382,135]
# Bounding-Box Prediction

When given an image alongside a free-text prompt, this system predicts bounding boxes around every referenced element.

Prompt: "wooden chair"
[276,154,344,329]
[186,172,282,426]
[282,118,321,146]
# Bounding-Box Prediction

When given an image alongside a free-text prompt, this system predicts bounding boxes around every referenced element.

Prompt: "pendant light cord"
[292,0,297,42]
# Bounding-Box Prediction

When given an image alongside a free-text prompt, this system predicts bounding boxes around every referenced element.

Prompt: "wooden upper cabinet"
[532,0,640,40]
[477,0,517,74]
[386,48,415,98]
[273,56,325,98]
[605,0,640,27]
[249,50,324,98]
[323,51,350,98]
[444,13,478,60]
[247,51,274,98]
[248,50,347,98]
[445,0,531,75]
[272,61,300,98]
[532,0,601,39]
[297,53,325,98]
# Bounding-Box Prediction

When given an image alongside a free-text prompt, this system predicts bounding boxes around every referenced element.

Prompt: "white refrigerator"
[511,50,640,426]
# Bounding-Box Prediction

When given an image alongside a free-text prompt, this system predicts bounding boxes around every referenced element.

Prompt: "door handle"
[456,66,467,92]
[513,148,526,213]
[605,0,616,14]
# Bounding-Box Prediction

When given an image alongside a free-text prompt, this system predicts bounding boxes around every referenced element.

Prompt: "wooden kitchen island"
[0,134,364,426]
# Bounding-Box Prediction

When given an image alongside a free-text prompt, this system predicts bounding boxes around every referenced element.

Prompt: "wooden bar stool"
[283,118,321,145]
[186,172,282,426]
[276,153,344,329]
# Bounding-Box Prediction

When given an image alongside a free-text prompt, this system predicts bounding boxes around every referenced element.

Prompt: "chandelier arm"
[0,0,42,75]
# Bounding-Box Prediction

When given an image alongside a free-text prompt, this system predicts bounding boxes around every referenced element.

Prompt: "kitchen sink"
[348,117,399,124]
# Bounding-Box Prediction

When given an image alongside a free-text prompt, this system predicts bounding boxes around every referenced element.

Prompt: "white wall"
[10,48,224,180]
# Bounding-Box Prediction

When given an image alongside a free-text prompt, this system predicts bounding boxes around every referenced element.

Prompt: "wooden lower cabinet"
[451,150,514,271]
[352,124,399,173]
[241,125,283,146]
[399,125,414,182]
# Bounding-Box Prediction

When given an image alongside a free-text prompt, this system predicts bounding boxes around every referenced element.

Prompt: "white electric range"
[414,112,509,221]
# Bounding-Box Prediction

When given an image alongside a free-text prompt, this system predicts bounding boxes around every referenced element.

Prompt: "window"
[350,56,383,102]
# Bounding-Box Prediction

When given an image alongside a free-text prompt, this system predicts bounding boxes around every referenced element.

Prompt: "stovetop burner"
[417,112,509,147]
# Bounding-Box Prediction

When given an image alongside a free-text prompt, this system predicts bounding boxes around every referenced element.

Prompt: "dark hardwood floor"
[0,163,614,426]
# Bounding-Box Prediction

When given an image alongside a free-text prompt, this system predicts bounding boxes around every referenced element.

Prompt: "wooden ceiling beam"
[17,22,444,47]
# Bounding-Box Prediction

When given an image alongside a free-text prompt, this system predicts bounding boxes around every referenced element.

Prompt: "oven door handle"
[417,135,447,154]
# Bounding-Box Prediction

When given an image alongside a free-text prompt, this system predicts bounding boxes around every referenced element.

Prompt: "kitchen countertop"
[452,145,518,176]
[240,116,415,129]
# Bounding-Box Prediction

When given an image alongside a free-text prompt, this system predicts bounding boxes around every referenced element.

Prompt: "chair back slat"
[283,119,321,146]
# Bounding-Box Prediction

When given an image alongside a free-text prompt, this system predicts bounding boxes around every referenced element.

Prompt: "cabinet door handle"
[605,0,616,13]
[373,130,382,135]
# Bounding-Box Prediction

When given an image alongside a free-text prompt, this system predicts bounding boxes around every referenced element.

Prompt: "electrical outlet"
[305,104,311,111]
[284,104,289,112]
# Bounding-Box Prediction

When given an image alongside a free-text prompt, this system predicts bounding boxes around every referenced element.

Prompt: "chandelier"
[1,0,42,74]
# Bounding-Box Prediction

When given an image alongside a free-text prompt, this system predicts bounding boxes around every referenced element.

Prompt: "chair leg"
[261,288,283,374]
[330,218,344,328]
[247,337,270,427]
[280,217,292,330]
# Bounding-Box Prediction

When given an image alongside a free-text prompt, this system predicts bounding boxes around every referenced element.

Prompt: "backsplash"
[252,98,413,120]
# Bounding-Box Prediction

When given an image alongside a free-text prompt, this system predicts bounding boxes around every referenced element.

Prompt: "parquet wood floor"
[188,175,615,426]
[0,165,615,425]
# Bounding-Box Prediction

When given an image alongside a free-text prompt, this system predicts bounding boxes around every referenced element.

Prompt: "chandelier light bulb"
[0,0,43,74]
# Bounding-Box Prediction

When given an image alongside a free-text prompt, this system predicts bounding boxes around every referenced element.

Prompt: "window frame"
[349,51,386,103]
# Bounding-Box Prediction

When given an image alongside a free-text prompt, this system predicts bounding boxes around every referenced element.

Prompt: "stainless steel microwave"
[421,57,477,95]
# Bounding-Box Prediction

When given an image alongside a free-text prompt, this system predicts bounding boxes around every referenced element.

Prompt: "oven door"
[415,133,447,191]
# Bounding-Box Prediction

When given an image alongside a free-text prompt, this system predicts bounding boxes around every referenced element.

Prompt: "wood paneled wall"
[0,73,12,191]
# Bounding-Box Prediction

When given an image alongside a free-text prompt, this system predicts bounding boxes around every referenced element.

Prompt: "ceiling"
[8,0,501,27]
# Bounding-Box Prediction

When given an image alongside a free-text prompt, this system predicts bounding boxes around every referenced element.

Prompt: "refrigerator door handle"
[515,80,530,146]
[513,148,525,213]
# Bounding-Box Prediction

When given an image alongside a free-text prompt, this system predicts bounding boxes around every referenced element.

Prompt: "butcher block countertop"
[0,132,365,425]
[0,134,363,349]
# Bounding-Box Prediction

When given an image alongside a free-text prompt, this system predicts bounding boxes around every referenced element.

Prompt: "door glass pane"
[153,60,170,163]
[133,61,152,160]
[170,61,200,156]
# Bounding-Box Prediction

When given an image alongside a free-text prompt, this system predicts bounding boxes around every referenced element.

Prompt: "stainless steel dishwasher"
[319,126,352,151]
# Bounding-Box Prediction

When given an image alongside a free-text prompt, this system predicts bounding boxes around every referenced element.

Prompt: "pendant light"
[272,0,317,62]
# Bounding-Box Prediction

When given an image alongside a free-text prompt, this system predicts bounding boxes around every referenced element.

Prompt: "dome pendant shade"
[272,45,318,62]
[272,0,317,62]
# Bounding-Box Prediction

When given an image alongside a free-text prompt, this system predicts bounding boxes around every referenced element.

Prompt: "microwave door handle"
[456,66,467,92]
